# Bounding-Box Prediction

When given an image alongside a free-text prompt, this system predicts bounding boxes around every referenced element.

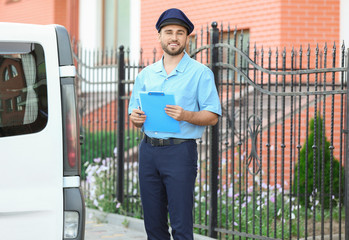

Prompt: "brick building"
[140,0,343,61]
[0,0,79,40]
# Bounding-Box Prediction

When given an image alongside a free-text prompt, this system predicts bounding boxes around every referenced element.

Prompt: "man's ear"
[186,35,190,45]
[157,32,161,42]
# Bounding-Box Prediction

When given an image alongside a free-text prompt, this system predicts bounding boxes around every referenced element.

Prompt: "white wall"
[340,0,349,49]
[130,0,140,65]
[79,0,102,49]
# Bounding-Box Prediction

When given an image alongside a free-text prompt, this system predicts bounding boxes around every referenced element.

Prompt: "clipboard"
[139,91,180,133]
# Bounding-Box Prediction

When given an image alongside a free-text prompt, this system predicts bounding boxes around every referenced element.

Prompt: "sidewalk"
[85,208,215,240]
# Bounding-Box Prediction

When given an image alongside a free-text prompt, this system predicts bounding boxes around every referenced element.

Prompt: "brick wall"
[140,0,339,62]
[0,0,79,39]
[0,0,55,24]
[280,0,340,51]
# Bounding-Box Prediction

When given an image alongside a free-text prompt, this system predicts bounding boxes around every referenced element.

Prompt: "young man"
[128,8,221,240]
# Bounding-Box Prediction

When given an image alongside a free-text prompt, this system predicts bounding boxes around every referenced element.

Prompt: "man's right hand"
[130,108,146,128]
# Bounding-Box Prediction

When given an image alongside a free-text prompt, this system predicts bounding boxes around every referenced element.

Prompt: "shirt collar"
[154,51,190,75]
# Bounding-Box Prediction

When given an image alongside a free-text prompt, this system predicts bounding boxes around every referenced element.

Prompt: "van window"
[0,42,48,137]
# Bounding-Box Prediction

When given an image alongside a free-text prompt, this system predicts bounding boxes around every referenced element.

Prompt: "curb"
[86,208,216,240]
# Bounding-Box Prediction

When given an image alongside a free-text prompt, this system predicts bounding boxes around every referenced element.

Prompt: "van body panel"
[0,211,59,239]
[0,23,84,239]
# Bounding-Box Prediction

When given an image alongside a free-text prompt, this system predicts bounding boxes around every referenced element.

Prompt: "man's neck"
[163,52,184,75]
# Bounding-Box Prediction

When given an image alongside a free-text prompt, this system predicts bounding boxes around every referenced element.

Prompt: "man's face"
[158,24,189,56]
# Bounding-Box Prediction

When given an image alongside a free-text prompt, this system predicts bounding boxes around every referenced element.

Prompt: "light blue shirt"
[128,52,222,139]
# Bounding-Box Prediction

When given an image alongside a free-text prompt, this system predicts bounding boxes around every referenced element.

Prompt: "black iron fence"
[73,22,349,239]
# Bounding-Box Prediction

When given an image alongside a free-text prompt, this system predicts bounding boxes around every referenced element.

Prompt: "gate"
[74,22,349,239]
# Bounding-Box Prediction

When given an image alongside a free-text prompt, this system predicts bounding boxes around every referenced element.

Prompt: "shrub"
[80,129,141,179]
[84,156,142,217]
[84,157,120,213]
[294,114,344,209]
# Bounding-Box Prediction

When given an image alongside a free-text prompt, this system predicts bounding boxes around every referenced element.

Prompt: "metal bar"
[329,42,336,239]
[208,21,219,239]
[87,47,92,198]
[296,46,303,240]
[345,48,349,240]
[243,30,249,238]
[281,47,286,239]
[237,27,243,240]
[224,24,230,239]
[273,47,279,239]
[125,48,130,212]
[194,27,204,235]
[205,24,209,237]
[218,22,223,239]
[259,46,264,237]
[288,48,295,240]
[339,43,346,240]
[113,48,118,199]
[304,45,311,239]
[312,45,320,240]
[320,44,328,239]
[266,47,272,238]
[214,43,346,75]
[231,25,237,240]
[252,43,257,237]
[117,46,125,203]
[215,63,346,97]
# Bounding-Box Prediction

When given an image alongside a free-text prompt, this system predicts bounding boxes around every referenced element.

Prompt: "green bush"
[80,129,141,179]
[294,114,344,209]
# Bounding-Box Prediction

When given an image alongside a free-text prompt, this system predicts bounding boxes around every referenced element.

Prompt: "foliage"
[194,178,345,239]
[84,157,120,213]
[294,114,345,209]
[80,129,141,179]
[83,155,142,217]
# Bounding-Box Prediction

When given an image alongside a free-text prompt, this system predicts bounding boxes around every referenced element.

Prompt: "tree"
[294,114,344,209]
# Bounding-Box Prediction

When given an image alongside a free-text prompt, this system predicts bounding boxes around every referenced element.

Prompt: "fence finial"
[211,21,218,28]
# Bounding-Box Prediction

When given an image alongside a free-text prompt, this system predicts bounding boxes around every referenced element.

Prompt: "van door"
[0,23,84,240]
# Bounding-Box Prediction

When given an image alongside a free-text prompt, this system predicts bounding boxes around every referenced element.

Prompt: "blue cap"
[156,8,194,35]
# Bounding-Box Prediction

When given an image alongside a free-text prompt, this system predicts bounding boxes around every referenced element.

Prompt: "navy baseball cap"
[156,8,194,35]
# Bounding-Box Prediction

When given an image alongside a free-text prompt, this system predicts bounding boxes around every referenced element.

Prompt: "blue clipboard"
[139,91,180,133]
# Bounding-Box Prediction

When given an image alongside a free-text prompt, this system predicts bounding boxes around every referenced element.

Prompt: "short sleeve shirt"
[128,52,222,139]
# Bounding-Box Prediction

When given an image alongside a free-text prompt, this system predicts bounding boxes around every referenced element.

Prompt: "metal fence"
[73,22,349,239]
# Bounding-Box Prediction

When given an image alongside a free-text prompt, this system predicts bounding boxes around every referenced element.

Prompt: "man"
[128,8,221,240]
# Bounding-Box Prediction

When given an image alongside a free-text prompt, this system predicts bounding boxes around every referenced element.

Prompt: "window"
[0,42,48,136]
[3,68,9,81]
[221,29,250,82]
[5,99,13,112]
[16,95,23,111]
[102,0,130,49]
[11,65,18,78]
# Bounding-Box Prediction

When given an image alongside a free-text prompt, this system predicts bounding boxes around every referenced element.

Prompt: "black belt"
[144,135,194,147]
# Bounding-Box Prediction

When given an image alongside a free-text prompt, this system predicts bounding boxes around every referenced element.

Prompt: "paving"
[84,209,343,240]
[85,208,215,240]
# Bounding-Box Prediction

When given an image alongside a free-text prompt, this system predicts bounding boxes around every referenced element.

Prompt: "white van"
[0,23,85,240]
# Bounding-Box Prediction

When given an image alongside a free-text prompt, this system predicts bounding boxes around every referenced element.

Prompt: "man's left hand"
[164,105,186,121]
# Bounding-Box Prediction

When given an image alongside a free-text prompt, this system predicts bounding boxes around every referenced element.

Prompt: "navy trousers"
[138,138,198,240]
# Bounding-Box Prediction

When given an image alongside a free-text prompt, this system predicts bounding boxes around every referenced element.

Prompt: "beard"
[161,41,186,56]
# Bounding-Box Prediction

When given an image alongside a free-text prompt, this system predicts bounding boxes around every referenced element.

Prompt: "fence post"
[117,46,125,203]
[208,21,219,239]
